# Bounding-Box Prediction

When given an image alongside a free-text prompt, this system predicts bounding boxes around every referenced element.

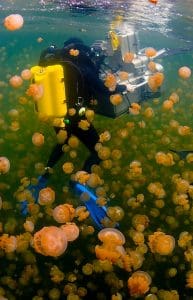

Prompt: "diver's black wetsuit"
[39,38,126,175]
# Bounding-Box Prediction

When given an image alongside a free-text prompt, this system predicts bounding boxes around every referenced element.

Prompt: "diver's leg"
[72,122,101,173]
[43,126,70,177]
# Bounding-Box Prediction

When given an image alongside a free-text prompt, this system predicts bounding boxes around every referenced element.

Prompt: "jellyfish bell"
[128,271,152,297]
[8,109,19,118]
[98,228,125,246]
[178,66,191,79]
[110,94,123,106]
[123,52,135,63]
[9,75,23,88]
[4,14,24,31]
[0,157,10,174]
[21,69,32,80]
[148,231,175,255]
[32,132,45,147]
[26,83,44,100]
[60,223,79,242]
[52,204,75,223]
[62,162,74,174]
[145,47,157,57]
[33,226,68,257]
[38,187,55,205]
[107,206,125,222]
[23,220,34,233]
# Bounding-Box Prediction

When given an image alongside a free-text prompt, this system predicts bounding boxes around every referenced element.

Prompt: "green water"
[1,1,193,299]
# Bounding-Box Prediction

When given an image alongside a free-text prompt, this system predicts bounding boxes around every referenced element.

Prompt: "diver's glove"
[20,175,48,216]
[70,180,118,229]
[170,149,193,160]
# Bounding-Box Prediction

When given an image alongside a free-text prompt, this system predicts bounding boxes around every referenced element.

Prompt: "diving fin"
[70,181,117,229]
[20,175,48,216]
[170,149,193,160]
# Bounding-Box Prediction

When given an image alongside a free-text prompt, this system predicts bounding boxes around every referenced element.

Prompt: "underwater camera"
[30,23,165,121]
[91,23,165,118]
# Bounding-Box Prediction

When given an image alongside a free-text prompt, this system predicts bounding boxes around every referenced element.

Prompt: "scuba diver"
[21,37,127,229]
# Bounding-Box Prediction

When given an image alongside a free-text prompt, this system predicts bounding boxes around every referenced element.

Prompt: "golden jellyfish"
[8,109,19,118]
[98,228,125,246]
[118,71,129,81]
[104,73,117,90]
[145,47,157,57]
[0,234,17,253]
[178,231,192,248]
[26,83,44,100]
[57,129,68,144]
[68,108,76,116]
[52,204,75,223]
[33,226,68,257]
[148,231,175,255]
[178,125,191,136]
[123,52,135,63]
[169,92,179,104]
[9,75,23,88]
[99,130,111,143]
[4,14,24,31]
[178,66,191,79]
[155,152,175,167]
[78,119,90,130]
[111,149,122,160]
[60,223,79,242]
[68,136,79,148]
[186,271,193,288]
[85,109,95,122]
[148,61,157,72]
[21,69,32,80]
[186,153,193,163]
[162,100,174,110]
[69,48,79,56]
[73,170,90,184]
[37,36,43,43]
[62,162,74,174]
[143,107,154,118]
[38,187,55,205]
[0,157,10,174]
[127,271,152,297]
[87,173,102,188]
[32,132,45,147]
[95,243,125,263]
[107,206,125,222]
[98,146,111,160]
[132,214,149,232]
[10,120,20,131]
[169,119,179,129]
[110,94,123,106]
[148,72,164,92]
[23,220,34,233]
[129,102,141,115]
[50,265,65,283]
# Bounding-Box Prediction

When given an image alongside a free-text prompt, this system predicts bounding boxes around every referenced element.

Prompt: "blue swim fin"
[170,149,193,160]
[70,181,117,229]
[21,175,48,216]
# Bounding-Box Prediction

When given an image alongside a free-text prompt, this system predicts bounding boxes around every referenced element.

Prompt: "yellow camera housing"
[30,64,67,118]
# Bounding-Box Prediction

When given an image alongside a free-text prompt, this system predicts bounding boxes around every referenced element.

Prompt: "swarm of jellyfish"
[1,11,193,300]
